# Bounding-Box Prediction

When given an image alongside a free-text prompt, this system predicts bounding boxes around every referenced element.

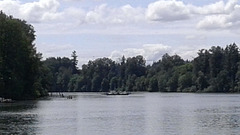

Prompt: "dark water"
[1,93,240,135]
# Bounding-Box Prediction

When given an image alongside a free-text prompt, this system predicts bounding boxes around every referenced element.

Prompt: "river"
[1,93,240,135]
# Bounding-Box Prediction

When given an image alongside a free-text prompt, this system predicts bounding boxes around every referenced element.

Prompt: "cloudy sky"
[1,0,240,66]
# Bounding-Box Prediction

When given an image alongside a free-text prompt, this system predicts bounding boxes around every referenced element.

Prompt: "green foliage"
[42,44,240,93]
[178,72,193,92]
[101,78,109,92]
[71,50,78,74]
[110,77,118,90]
[68,74,79,92]
[148,77,158,92]
[0,12,47,100]
[193,44,239,93]
[195,71,208,91]
[43,57,77,92]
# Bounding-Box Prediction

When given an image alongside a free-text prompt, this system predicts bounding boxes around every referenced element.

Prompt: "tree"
[178,72,193,92]
[135,76,146,91]
[40,43,240,94]
[167,72,179,92]
[125,55,146,77]
[68,74,79,92]
[148,77,158,92]
[91,73,101,91]
[0,12,45,100]
[235,62,240,92]
[57,67,72,92]
[71,50,78,74]
[193,49,210,76]
[196,71,208,91]
[224,43,239,91]
[209,46,224,78]
[208,70,230,93]
[101,78,109,92]
[110,77,118,90]
[158,74,168,92]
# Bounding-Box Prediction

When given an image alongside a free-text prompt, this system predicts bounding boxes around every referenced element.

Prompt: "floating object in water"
[106,91,130,95]
[0,98,14,103]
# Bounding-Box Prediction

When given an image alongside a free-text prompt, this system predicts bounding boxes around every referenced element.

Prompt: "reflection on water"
[0,101,38,134]
[195,106,240,135]
[1,93,240,135]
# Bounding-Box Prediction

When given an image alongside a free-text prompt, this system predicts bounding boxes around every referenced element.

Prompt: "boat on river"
[106,91,130,95]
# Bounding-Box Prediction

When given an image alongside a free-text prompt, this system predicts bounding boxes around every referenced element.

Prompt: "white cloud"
[110,44,172,64]
[195,0,240,30]
[199,1,226,14]
[192,0,238,15]
[173,45,200,60]
[197,3,240,30]
[0,0,61,23]
[146,0,191,22]
[145,0,240,31]
[142,44,171,61]
[146,0,239,21]
[85,4,107,24]
[109,43,204,65]
[83,4,144,24]
[112,4,144,24]
[0,0,20,15]
[225,0,238,12]
[1,0,239,32]
[21,0,61,23]
[197,15,232,29]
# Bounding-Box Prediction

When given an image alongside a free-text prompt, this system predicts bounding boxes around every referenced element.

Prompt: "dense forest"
[44,43,240,93]
[1,13,240,100]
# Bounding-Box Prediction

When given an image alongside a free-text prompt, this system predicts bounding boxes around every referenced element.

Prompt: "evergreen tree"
[71,50,78,74]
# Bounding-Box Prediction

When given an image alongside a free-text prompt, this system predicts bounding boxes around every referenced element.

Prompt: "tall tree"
[0,12,44,99]
[71,50,78,74]
[224,44,239,91]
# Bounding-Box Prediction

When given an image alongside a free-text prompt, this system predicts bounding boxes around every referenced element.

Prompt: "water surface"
[1,93,240,135]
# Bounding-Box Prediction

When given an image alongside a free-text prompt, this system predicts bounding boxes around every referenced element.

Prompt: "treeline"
[43,43,240,93]
[0,12,48,100]
[1,13,240,101]
[44,55,146,92]
[147,44,240,92]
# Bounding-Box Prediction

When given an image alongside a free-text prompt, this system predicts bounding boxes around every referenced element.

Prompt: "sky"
[0,0,240,66]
